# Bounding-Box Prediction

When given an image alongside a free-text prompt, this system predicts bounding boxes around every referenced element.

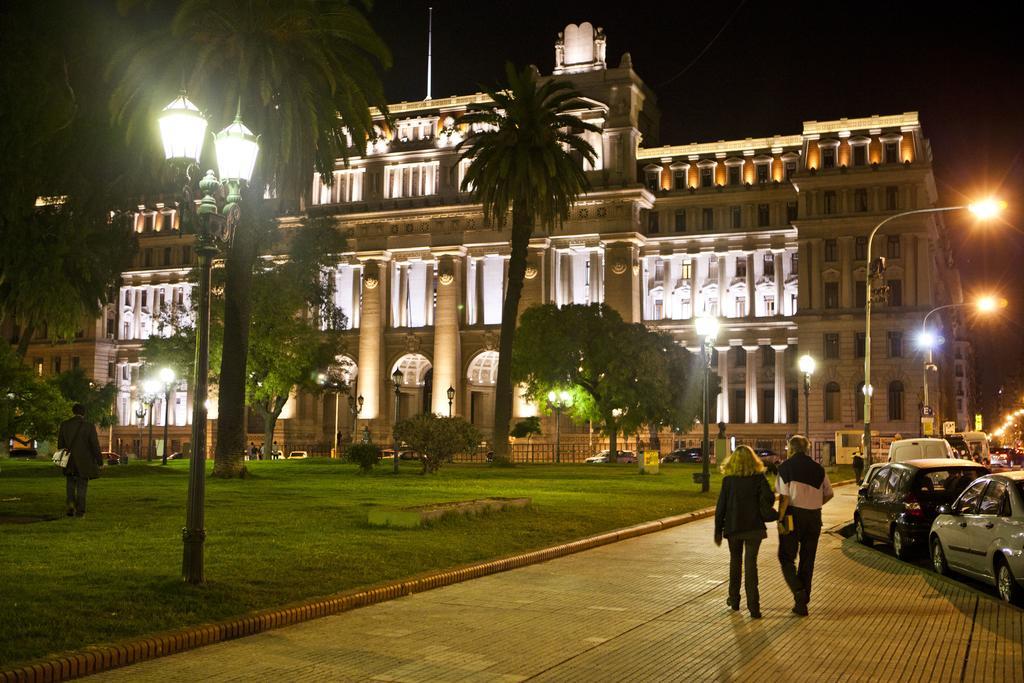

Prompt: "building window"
[52,357,61,374]
[673,169,687,190]
[884,141,900,164]
[735,296,746,317]
[731,206,741,229]
[702,208,714,231]
[734,347,746,367]
[886,235,901,258]
[855,281,867,308]
[824,333,840,359]
[824,282,839,309]
[855,236,868,260]
[784,161,797,181]
[645,169,660,192]
[957,398,964,412]
[823,191,837,215]
[735,258,747,278]
[33,358,43,376]
[822,147,836,169]
[885,186,899,210]
[854,189,868,212]
[681,261,692,280]
[887,279,903,306]
[648,211,660,234]
[674,210,686,232]
[757,204,770,227]
[888,331,904,357]
[824,382,841,422]
[700,167,714,188]
[786,201,798,222]
[756,164,769,184]
[853,145,867,167]
[888,381,904,420]
[855,333,866,358]
[791,252,799,272]
[384,161,439,199]
[824,239,838,262]
[143,249,152,268]
[71,356,80,370]
[764,296,776,315]
[728,165,741,186]
[182,246,191,264]
[763,253,775,277]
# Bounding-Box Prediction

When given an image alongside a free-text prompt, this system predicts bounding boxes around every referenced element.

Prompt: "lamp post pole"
[147,399,155,461]
[695,315,719,494]
[159,93,259,585]
[447,385,455,418]
[547,390,572,464]
[798,355,816,441]
[863,203,1003,467]
[392,369,402,474]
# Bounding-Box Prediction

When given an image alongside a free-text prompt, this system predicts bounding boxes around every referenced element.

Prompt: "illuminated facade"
[8,22,974,456]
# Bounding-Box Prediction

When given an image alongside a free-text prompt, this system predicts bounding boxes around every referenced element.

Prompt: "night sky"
[370,0,1024,424]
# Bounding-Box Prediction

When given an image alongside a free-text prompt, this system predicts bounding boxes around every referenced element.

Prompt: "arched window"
[888,381,904,421]
[824,382,841,422]
[855,382,865,422]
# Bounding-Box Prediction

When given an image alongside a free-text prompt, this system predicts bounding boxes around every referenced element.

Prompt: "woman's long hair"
[720,444,766,476]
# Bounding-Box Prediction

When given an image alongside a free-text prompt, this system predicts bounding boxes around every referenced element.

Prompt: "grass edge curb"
[1,479,857,682]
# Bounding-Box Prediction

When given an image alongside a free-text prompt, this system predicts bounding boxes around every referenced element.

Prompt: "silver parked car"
[929,471,1024,605]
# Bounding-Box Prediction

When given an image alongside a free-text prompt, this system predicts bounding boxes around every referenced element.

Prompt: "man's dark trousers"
[778,507,822,601]
[66,474,89,515]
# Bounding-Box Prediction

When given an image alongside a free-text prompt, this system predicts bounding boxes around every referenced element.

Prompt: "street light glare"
[975,295,1006,313]
[159,367,176,384]
[917,330,937,349]
[967,198,1006,220]
[695,315,719,339]
[143,379,160,395]
[158,95,207,163]
[798,354,816,375]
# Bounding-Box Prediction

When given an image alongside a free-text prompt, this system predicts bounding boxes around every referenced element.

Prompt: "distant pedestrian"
[852,449,865,485]
[776,435,834,616]
[714,445,777,619]
[248,442,258,461]
[272,440,281,460]
[58,403,103,518]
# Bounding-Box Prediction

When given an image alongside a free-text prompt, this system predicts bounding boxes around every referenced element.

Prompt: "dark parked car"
[855,459,988,559]
[661,448,702,464]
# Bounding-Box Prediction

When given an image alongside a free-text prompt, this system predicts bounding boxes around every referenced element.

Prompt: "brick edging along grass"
[1,480,856,682]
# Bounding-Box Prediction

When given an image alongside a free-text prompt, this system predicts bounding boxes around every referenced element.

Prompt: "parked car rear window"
[912,468,987,501]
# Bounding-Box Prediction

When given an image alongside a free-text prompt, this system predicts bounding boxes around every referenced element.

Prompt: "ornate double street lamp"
[392,368,403,473]
[317,371,349,458]
[862,199,1004,467]
[916,295,1004,435]
[695,314,720,494]
[158,367,176,465]
[348,393,365,439]
[159,93,260,584]
[798,355,816,440]
[547,389,572,464]
[140,379,160,461]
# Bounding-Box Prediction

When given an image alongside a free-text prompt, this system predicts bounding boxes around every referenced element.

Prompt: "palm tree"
[458,63,599,463]
[110,0,390,476]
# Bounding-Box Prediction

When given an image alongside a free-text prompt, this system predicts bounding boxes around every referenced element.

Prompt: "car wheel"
[855,515,872,546]
[892,526,911,560]
[996,559,1023,606]
[931,538,949,576]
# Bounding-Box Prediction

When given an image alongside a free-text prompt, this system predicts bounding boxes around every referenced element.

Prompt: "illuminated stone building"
[9,22,974,457]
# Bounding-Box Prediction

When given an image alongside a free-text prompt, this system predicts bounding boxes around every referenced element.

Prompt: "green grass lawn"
[0,458,852,667]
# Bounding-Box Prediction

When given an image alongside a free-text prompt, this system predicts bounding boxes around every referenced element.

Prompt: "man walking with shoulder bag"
[776,435,833,616]
[58,403,103,517]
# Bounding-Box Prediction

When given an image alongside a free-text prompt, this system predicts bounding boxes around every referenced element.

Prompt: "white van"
[957,432,989,462]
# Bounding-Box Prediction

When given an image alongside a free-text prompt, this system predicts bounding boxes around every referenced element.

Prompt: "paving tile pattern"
[92,489,1024,682]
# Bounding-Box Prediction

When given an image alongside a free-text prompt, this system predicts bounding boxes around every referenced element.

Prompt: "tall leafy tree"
[512,304,706,455]
[109,0,390,474]
[458,64,598,462]
[0,342,70,456]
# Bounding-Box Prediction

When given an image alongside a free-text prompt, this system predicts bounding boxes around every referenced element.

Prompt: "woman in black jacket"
[714,445,776,618]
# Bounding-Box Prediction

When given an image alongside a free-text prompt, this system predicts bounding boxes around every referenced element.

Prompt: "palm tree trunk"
[15,322,36,358]
[491,210,531,463]
[608,419,618,459]
[212,200,258,478]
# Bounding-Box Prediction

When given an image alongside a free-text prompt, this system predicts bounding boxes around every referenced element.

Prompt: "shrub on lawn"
[393,414,481,474]
[345,443,381,473]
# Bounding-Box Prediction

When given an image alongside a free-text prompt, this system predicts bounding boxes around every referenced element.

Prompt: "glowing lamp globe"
[559,390,572,405]
[142,379,160,396]
[695,315,719,340]
[215,114,260,183]
[159,367,176,385]
[798,354,816,375]
[967,198,1006,220]
[159,95,207,163]
[917,331,937,349]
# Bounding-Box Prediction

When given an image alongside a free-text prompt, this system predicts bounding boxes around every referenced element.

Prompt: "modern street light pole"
[798,355,816,439]
[863,200,1005,468]
[159,367,176,465]
[695,315,720,494]
[392,369,402,473]
[159,93,259,584]
[142,379,159,461]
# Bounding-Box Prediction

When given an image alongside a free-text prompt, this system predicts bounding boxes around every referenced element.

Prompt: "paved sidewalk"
[94,487,1024,682]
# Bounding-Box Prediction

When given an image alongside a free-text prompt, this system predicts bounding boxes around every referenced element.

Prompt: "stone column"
[397,262,408,327]
[717,253,727,317]
[772,344,788,423]
[689,255,698,318]
[357,258,386,420]
[774,251,785,316]
[715,345,730,424]
[745,252,755,318]
[589,250,602,305]
[743,344,760,424]
[797,241,810,311]
[431,254,461,415]
[475,258,485,323]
